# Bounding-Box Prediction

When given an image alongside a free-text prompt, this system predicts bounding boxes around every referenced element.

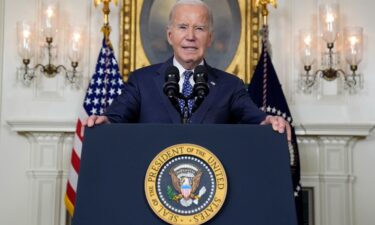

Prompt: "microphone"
[163,66,180,99]
[192,65,209,112]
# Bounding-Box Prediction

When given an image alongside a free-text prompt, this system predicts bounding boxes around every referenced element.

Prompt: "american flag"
[65,37,125,216]
[248,25,303,224]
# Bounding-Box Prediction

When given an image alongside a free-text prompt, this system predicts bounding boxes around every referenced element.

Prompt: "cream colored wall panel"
[40,144,58,169]
[33,179,60,225]
[0,0,4,132]
[325,183,348,225]
[326,148,345,173]
[352,133,375,225]
[298,137,320,174]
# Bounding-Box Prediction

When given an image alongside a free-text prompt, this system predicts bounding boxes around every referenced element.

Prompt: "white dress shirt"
[173,57,204,92]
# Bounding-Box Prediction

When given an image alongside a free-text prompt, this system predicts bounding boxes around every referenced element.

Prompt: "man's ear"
[207,31,214,48]
[166,27,173,45]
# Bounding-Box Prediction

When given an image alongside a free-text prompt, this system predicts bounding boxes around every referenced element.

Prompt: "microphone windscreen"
[164,66,180,81]
[193,65,208,82]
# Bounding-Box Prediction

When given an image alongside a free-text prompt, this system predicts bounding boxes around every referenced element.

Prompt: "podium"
[72,124,297,225]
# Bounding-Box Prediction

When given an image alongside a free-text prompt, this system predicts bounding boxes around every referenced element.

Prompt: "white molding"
[0,0,5,130]
[7,119,76,132]
[27,170,64,178]
[295,123,375,136]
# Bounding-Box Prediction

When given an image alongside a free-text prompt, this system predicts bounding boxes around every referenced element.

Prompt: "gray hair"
[168,0,214,31]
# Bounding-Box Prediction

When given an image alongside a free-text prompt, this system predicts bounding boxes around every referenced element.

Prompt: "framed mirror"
[120,0,260,83]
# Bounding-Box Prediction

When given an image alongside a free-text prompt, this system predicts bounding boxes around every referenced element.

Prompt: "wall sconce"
[299,3,364,94]
[17,1,84,86]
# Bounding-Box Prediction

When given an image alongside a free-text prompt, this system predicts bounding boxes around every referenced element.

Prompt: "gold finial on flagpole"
[254,0,277,26]
[94,0,118,47]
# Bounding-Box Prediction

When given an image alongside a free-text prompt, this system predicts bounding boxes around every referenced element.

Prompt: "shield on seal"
[180,178,192,199]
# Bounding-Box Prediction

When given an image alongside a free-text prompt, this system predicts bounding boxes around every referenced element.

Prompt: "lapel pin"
[210,81,216,86]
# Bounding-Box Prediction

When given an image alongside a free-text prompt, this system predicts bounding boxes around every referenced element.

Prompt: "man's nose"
[185,28,196,40]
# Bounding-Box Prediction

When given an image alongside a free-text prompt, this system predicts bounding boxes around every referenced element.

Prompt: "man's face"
[167,4,213,70]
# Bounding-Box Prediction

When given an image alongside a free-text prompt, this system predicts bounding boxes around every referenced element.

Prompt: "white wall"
[0,0,4,134]
[0,0,374,225]
[268,1,375,225]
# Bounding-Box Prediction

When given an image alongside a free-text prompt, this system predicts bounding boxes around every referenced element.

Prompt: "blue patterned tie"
[179,70,194,115]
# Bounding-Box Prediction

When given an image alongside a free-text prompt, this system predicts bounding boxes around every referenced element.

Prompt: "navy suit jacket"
[104,58,267,124]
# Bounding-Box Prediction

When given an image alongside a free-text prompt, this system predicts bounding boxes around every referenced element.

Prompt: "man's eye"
[177,25,187,30]
[195,26,206,32]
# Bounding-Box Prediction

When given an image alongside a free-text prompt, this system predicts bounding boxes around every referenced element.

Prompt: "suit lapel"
[154,58,181,123]
[191,63,219,123]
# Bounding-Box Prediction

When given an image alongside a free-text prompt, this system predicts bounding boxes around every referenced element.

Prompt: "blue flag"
[248,42,303,225]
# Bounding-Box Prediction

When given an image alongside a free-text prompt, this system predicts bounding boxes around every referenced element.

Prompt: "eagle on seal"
[169,168,203,207]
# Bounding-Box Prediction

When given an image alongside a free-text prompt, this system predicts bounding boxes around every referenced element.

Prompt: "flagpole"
[253,0,277,110]
[254,0,277,26]
[94,0,118,48]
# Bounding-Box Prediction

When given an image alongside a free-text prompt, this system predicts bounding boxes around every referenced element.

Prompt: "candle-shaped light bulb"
[319,3,339,43]
[72,33,81,52]
[68,27,84,62]
[45,6,54,30]
[17,21,35,60]
[300,30,315,66]
[326,13,335,33]
[46,6,54,18]
[23,30,30,39]
[73,33,81,42]
[42,1,59,38]
[22,29,31,56]
[326,13,334,23]
[344,27,363,66]
[349,37,358,65]
[304,35,312,46]
[349,36,358,46]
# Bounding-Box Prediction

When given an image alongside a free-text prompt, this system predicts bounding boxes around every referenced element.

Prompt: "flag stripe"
[75,119,84,141]
[70,148,81,174]
[68,164,79,192]
[73,133,83,158]
[66,181,76,203]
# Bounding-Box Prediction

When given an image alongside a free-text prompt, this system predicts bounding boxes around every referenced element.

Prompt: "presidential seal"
[145,144,227,225]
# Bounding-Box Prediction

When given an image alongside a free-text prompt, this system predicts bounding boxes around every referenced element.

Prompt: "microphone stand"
[177,93,195,124]
[164,90,194,124]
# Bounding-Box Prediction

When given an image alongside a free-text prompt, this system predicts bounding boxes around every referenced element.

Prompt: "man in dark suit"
[85,0,291,139]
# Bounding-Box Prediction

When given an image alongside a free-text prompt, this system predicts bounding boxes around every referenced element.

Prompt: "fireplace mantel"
[295,123,374,137]
[295,122,374,225]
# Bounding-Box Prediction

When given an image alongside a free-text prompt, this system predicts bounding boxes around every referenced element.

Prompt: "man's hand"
[82,115,110,128]
[260,115,291,141]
